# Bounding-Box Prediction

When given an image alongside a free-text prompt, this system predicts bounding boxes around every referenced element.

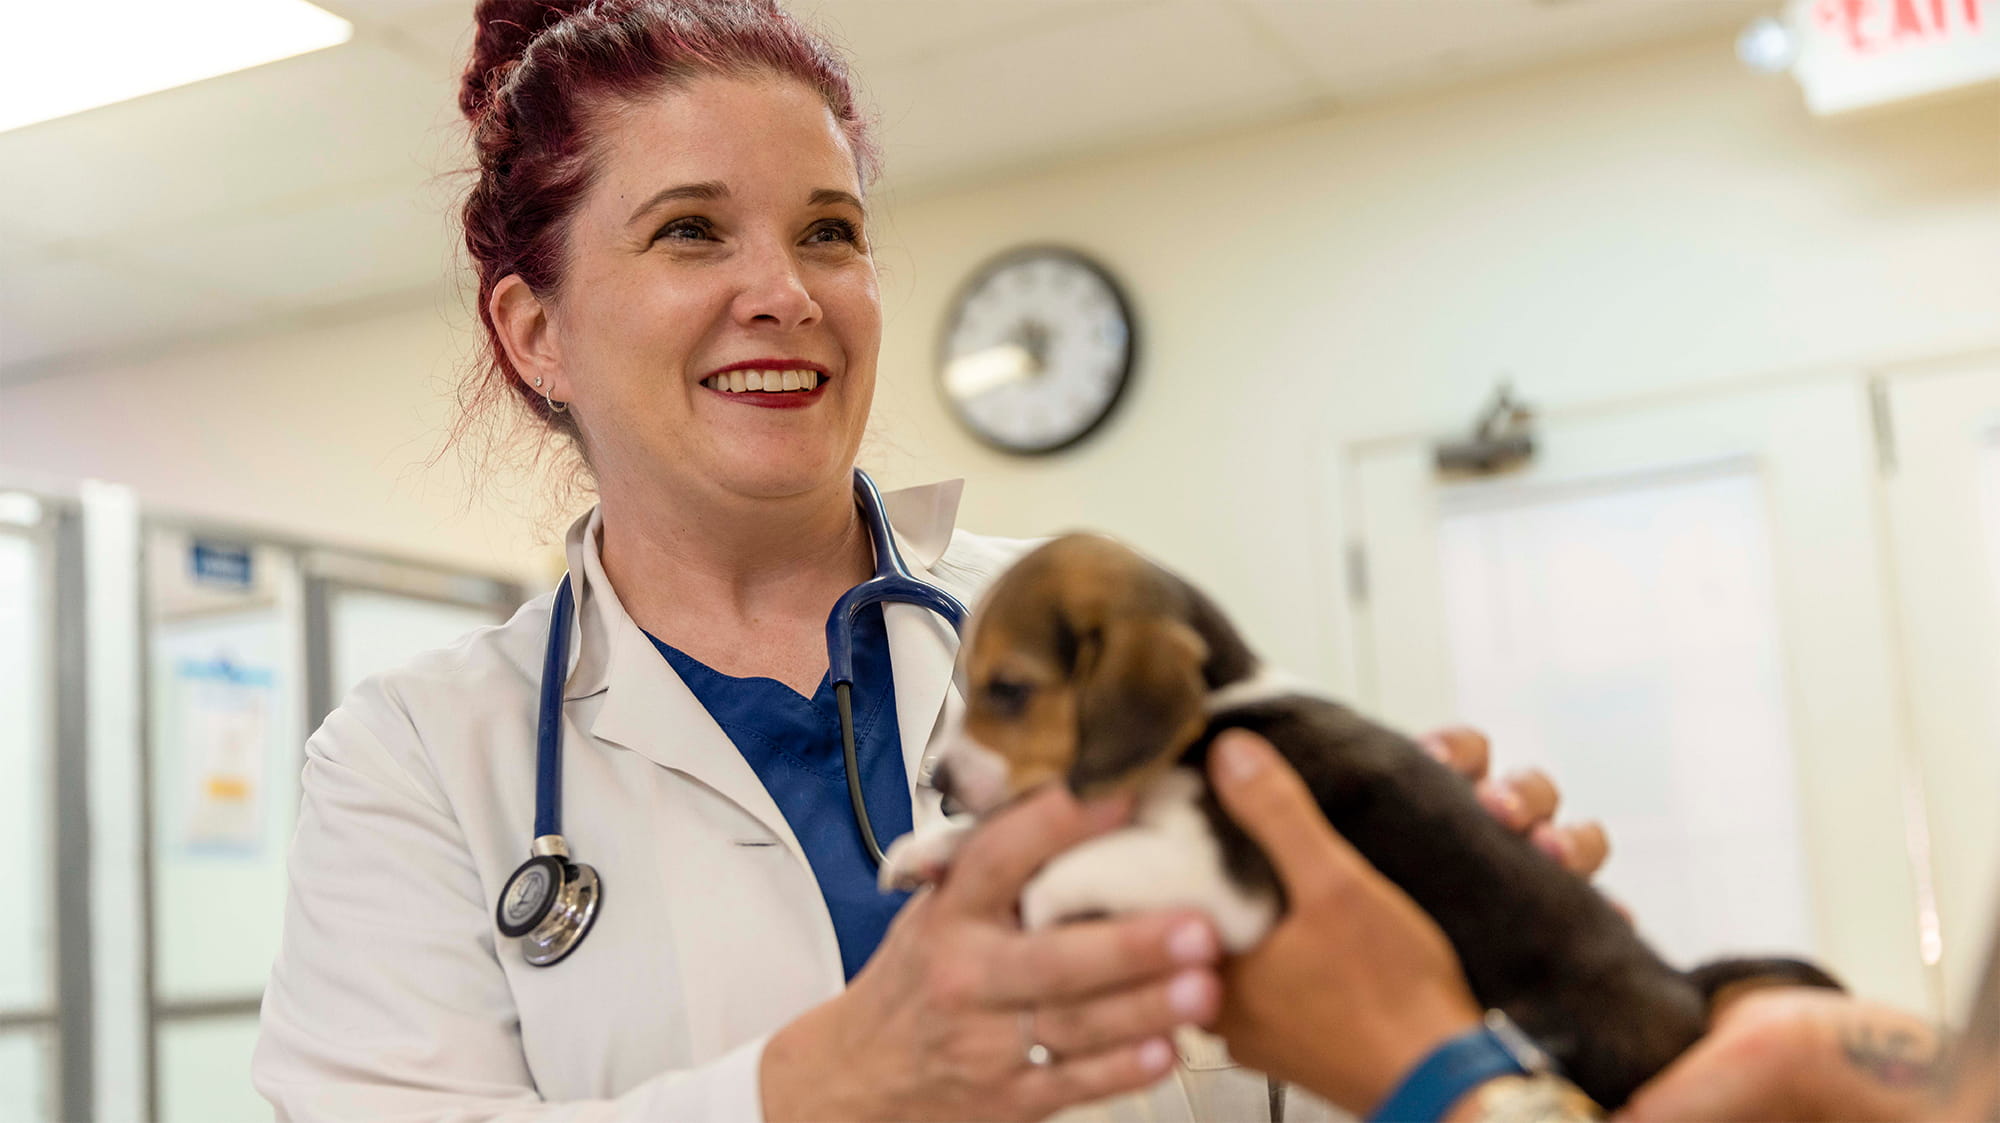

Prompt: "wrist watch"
[1368,1010,1597,1123]
[1457,1074,1603,1123]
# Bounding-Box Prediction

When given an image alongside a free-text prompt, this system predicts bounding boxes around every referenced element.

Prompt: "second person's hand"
[1208,730,1485,1115]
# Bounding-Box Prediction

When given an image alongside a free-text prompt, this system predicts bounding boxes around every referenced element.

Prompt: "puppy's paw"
[879,822,972,892]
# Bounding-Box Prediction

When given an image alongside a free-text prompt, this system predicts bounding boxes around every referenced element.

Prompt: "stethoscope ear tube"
[829,469,969,869]
[533,579,576,841]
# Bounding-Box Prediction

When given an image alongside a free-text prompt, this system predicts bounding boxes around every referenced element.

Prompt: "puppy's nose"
[931,759,968,817]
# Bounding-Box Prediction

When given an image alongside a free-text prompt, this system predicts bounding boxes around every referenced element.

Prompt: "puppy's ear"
[1069,617,1210,793]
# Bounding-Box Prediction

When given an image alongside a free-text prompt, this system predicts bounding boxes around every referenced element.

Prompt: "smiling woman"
[249,2,1240,1122]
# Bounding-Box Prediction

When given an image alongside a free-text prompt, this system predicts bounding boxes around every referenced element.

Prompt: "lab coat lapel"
[884,590,960,805]
[554,477,969,860]
[879,480,968,804]
[561,509,809,864]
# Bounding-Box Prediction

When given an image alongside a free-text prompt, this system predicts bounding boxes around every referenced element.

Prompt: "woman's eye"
[808,218,860,245]
[655,217,713,242]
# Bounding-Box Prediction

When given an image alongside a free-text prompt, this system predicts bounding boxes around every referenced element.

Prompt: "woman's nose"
[731,243,820,330]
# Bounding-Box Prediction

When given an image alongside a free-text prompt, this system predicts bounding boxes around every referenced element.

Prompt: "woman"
[253,3,1593,1120]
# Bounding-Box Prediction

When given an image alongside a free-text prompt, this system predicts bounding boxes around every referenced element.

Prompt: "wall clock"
[936,246,1137,455]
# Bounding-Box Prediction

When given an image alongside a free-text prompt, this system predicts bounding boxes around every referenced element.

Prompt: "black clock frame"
[934,244,1141,456]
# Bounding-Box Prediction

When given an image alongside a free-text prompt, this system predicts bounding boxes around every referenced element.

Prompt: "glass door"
[141,526,521,1122]
[0,488,86,1123]
[302,551,521,726]
[142,526,303,1123]
[1344,378,1933,1013]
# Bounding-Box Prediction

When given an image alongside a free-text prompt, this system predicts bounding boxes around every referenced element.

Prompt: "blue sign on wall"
[190,541,254,589]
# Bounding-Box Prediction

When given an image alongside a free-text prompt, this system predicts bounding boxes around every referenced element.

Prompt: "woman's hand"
[1619,987,1952,1123]
[1418,726,1610,878]
[762,787,1224,1122]
[1207,730,1483,1114]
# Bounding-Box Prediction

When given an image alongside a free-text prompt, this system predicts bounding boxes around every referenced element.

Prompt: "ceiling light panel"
[0,0,353,133]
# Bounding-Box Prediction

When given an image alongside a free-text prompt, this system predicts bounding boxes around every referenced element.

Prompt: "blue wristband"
[1367,1011,1554,1123]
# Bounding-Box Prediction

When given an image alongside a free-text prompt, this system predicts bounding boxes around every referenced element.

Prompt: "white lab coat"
[254,480,1333,1123]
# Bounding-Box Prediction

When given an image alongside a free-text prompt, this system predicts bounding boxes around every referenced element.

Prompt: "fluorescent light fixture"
[0,0,353,134]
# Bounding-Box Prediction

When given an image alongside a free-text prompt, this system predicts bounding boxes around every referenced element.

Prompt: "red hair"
[455,0,878,447]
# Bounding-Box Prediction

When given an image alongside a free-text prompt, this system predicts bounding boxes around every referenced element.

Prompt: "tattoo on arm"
[1840,1019,1945,1089]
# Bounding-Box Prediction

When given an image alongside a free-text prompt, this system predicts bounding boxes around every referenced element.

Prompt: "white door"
[1346,378,1934,1014]
[1880,357,2000,1023]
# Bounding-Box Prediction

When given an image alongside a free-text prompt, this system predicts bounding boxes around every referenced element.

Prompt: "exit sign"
[1790,0,2000,113]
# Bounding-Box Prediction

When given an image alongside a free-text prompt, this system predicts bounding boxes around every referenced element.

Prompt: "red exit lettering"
[1815,0,1985,51]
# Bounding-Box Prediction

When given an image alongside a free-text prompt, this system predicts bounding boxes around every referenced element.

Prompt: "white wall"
[0,293,560,584]
[863,34,2000,685]
[4,32,1997,625]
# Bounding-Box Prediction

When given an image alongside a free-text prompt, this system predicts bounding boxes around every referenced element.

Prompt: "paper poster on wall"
[175,656,275,854]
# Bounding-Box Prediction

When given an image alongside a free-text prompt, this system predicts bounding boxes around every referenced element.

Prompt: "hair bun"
[460,0,595,124]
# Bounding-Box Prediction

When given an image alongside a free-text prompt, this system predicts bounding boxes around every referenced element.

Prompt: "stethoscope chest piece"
[498,835,601,967]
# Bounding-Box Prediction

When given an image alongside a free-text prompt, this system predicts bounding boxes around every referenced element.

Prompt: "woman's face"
[541,73,879,505]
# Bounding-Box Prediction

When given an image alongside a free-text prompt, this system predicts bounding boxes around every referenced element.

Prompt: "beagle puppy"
[883,534,1837,1109]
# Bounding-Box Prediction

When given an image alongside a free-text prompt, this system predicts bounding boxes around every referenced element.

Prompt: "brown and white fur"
[882,534,1839,1110]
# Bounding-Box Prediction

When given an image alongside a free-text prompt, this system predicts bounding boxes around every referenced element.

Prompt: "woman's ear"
[489,274,567,400]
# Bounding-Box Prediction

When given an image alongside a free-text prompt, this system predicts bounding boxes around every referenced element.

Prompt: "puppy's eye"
[983,677,1035,717]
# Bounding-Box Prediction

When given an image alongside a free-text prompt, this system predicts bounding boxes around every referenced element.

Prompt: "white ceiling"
[0,0,1766,384]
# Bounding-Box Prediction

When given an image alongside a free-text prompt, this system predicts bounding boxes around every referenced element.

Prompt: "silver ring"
[1021,1011,1052,1067]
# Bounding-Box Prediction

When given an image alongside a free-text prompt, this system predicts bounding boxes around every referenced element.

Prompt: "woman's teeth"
[703,369,820,393]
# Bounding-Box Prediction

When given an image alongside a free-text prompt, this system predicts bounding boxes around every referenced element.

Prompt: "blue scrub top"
[647,602,914,981]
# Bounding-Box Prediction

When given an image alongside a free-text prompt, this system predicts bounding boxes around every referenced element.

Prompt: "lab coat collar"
[552,478,968,848]
[555,476,964,703]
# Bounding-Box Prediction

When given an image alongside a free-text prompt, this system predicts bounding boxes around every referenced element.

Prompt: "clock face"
[937,247,1136,455]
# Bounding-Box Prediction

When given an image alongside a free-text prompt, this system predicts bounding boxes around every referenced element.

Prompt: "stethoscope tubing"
[534,576,576,840]
[507,469,968,964]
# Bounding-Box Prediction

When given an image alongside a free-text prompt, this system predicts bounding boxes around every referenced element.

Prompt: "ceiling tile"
[0,38,459,249]
[1239,0,1762,103]
[800,0,1161,68]
[109,185,458,309]
[867,0,1320,190]
[0,254,266,374]
[370,3,481,68]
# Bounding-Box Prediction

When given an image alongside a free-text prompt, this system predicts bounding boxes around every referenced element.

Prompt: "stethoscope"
[495,468,970,966]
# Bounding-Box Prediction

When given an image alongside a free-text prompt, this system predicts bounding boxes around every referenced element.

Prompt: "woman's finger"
[1480,767,1560,832]
[1013,1037,1179,1120]
[1207,730,1368,903]
[983,910,1218,1005]
[1028,967,1221,1056]
[940,786,1130,917]
[1531,820,1609,877]
[1418,726,1490,782]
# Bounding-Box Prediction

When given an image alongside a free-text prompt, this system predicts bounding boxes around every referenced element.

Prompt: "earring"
[534,377,544,387]
[545,392,569,414]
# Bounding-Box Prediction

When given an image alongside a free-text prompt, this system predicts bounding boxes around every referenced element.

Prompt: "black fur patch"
[1175,651,1841,1106]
